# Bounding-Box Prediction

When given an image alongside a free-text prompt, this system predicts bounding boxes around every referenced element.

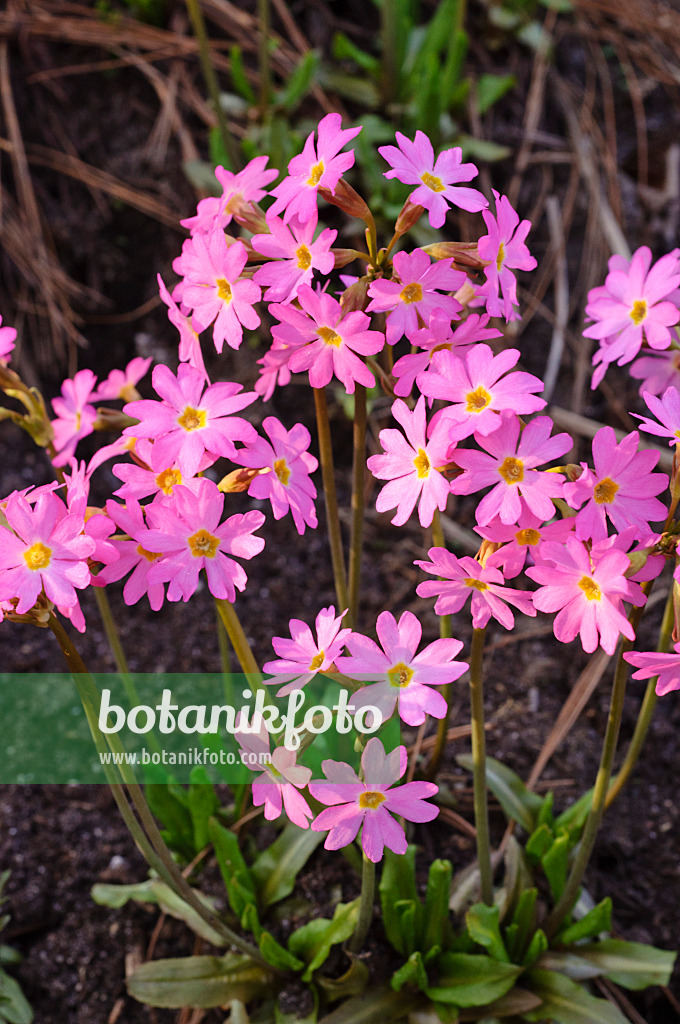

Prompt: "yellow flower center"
[429,343,452,358]
[188,529,220,558]
[309,650,325,671]
[496,242,505,271]
[420,171,446,193]
[318,326,342,347]
[296,245,312,270]
[413,448,431,478]
[23,541,52,571]
[400,283,423,304]
[464,577,489,591]
[274,458,290,485]
[515,528,541,547]
[630,299,647,325]
[593,477,619,504]
[387,662,414,688]
[155,467,182,495]
[498,456,524,484]
[579,576,602,601]
[136,544,161,562]
[177,406,207,432]
[465,386,492,413]
[359,791,386,809]
[307,161,325,186]
[216,278,233,303]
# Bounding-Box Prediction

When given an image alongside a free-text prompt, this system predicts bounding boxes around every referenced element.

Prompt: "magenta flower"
[254,338,295,401]
[418,343,546,440]
[624,642,680,696]
[111,438,210,503]
[367,249,465,344]
[269,113,362,223]
[98,499,166,611]
[367,396,451,527]
[180,234,261,352]
[142,478,265,603]
[475,509,575,579]
[124,363,257,479]
[181,156,278,235]
[393,313,502,399]
[309,738,439,862]
[0,491,94,613]
[51,369,99,467]
[0,314,17,363]
[94,357,152,402]
[563,427,668,542]
[235,720,312,829]
[526,535,645,655]
[450,413,573,527]
[476,191,537,321]
[378,131,487,228]
[264,605,351,697]
[416,548,536,630]
[158,275,207,381]
[630,349,680,397]
[270,285,384,392]
[234,417,318,535]
[252,211,336,303]
[338,610,468,726]
[633,387,680,445]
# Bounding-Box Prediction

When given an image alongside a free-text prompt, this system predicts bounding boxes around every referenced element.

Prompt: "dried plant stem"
[349,854,376,953]
[184,0,237,168]
[313,387,349,614]
[347,385,367,630]
[469,626,493,906]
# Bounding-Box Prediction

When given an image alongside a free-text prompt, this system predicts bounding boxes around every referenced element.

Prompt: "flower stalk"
[313,386,349,614]
[469,625,493,905]
[349,853,376,953]
[347,384,367,629]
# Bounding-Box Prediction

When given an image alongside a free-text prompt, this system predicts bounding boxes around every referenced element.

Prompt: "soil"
[0,1,679,1022]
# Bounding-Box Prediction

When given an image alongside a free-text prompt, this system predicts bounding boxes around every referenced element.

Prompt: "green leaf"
[457,756,542,832]
[252,825,324,908]
[541,829,571,902]
[426,953,521,1007]
[523,968,628,1024]
[555,790,593,838]
[332,33,380,75]
[127,953,278,1009]
[391,951,429,993]
[423,860,452,953]
[281,51,319,112]
[230,44,256,104]
[465,904,509,963]
[525,824,553,864]
[188,769,219,852]
[379,846,418,955]
[209,126,232,172]
[458,986,543,1018]
[556,898,612,946]
[210,817,256,917]
[457,136,511,162]
[288,900,359,981]
[476,73,516,115]
[0,970,33,1024]
[573,939,676,990]
[536,791,555,830]
[315,958,369,1000]
[522,929,547,968]
[183,160,223,193]
[505,888,537,963]
[441,29,468,108]
[316,985,423,1024]
[145,781,195,861]
[315,67,380,108]
[397,901,420,958]
[0,949,21,969]
[259,932,304,973]
[91,879,226,946]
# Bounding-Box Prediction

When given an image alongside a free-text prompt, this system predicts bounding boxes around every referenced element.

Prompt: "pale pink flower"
[526,535,645,655]
[235,720,312,829]
[416,548,536,630]
[563,428,668,542]
[449,412,572,526]
[51,369,99,467]
[180,234,261,352]
[181,157,277,235]
[254,338,295,401]
[0,491,94,613]
[393,313,502,399]
[158,275,207,381]
[476,191,537,321]
[378,131,487,228]
[252,211,336,303]
[367,397,451,527]
[367,249,465,344]
[123,363,257,478]
[633,387,680,445]
[624,642,680,696]
[97,499,166,611]
[338,610,468,726]
[264,605,351,697]
[630,349,680,397]
[269,113,361,223]
[475,510,575,579]
[234,417,318,535]
[0,315,17,363]
[309,738,439,862]
[94,357,152,402]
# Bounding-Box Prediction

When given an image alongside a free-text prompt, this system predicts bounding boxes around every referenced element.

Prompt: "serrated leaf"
[476,73,516,115]
[573,939,676,990]
[457,756,542,833]
[523,968,628,1024]
[127,953,278,1009]
[426,953,521,1007]
[288,900,359,981]
[556,898,612,946]
[465,904,509,963]
[392,951,429,993]
[252,825,323,908]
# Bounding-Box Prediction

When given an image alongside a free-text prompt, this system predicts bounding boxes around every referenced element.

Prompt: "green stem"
[425,510,453,780]
[469,626,493,906]
[257,0,272,118]
[347,385,367,630]
[313,387,349,613]
[381,0,397,105]
[349,854,376,953]
[214,597,263,692]
[215,598,233,700]
[184,0,238,169]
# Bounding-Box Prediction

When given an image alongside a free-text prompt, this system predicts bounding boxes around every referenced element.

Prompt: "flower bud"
[93,408,138,432]
[333,249,362,269]
[339,277,370,314]
[217,466,268,493]
[232,201,269,234]
[394,200,425,237]
[318,180,373,223]
[422,241,485,272]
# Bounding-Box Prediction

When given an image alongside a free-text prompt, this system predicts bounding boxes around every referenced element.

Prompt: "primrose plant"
[1,116,679,1022]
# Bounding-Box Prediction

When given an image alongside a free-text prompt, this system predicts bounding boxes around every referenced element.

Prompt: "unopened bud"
[422,241,485,272]
[318,180,373,223]
[333,249,362,269]
[394,200,425,236]
[217,466,268,493]
[339,277,370,313]
[453,279,477,308]
[625,548,654,578]
[232,201,269,234]
[93,408,138,432]
[477,539,503,567]
[0,365,30,396]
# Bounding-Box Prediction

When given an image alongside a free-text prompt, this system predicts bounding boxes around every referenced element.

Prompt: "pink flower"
[367,396,451,527]
[270,285,384,392]
[0,314,17,363]
[98,499,166,611]
[416,548,536,630]
[633,387,680,445]
[142,478,265,603]
[111,438,210,502]
[252,211,336,303]
[264,605,351,697]
[584,246,680,376]
[624,643,680,696]
[378,131,487,228]
[0,491,94,613]
[526,535,645,655]
[475,510,575,579]
[367,249,465,344]
[476,191,537,321]
[392,313,502,399]
[309,737,439,862]
[158,275,207,381]
[630,349,680,397]
[124,363,257,479]
[181,156,278,235]
[94,357,152,402]
[51,369,99,467]
[234,417,318,535]
[563,428,668,542]
[338,610,468,726]
[450,413,573,527]
[235,721,313,829]
[269,113,362,223]
[254,338,295,401]
[418,343,546,440]
[180,234,261,352]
